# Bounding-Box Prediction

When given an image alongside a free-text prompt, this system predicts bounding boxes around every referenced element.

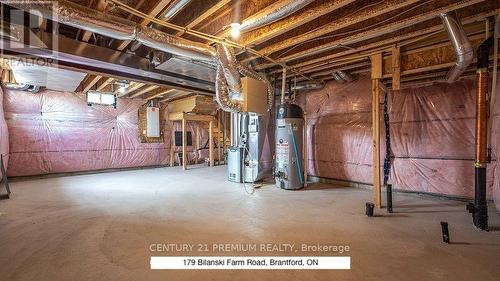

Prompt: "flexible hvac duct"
[136,26,214,62]
[440,12,473,83]
[215,63,242,113]
[337,70,353,82]
[4,0,214,62]
[239,0,315,33]
[291,82,324,91]
[163,0,192,21]
[215,44,242,99]
[332,72,345,83]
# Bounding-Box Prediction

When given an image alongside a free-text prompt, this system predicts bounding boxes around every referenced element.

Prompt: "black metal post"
[386,184,393,213]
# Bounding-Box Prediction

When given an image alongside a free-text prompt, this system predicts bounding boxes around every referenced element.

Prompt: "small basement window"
[87,91,117,108]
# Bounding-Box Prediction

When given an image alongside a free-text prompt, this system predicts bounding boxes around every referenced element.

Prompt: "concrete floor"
[0,165,499,281]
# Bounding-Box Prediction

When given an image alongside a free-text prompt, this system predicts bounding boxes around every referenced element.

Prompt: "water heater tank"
[275,104,304,190]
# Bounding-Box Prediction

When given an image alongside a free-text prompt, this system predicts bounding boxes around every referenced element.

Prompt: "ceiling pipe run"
[239,0,315,33]
[291,82,324,92]
[4,0,273,113]
[440,12,473,83]
[336,70,353,82]
[163,0,191,21]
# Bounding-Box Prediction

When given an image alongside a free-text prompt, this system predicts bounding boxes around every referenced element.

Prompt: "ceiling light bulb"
[230,23,241,39]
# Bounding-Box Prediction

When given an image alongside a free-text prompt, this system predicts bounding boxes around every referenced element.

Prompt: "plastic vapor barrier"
[297,75,500,210]
[2,88,213,177]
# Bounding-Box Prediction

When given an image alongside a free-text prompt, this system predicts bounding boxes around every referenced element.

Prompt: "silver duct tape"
[336,70,353,82]
[163,0,192,21]
[440,12,473,83]
[292,82,325,91]
[5,0,137,41]
[215,44,242,96]
[332,72,345,83]
[215,63,242,112]
[137,26,215,62]
[240,0,315,33]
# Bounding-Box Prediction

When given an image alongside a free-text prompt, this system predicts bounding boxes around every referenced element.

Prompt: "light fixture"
[230,22,241,39]
[115,80,130,94]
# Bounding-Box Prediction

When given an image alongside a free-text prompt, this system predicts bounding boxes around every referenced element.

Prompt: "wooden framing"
[169,112,215,170]
[391,47,401,91]
[371,53,382,209]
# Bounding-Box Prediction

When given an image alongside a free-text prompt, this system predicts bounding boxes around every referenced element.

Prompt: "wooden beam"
[176,0,231,36]
[256,0,489,69]
[116,0,174,51]
[129,85,160,98]
[239,0,355,48]
[182,116,187,170]
[391,46,401,91]
[371,54,382,208]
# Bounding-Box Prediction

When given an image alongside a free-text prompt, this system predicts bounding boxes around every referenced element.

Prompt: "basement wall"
[1,88,214,177]
[296,74,500,210]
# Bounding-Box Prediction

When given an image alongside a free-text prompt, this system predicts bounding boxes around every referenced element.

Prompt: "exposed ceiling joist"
[255,6,494,73]
[116,0,175,51]
[176,0,231,36]
[81,74,102,92]
[81,0,108,42]
[238,0,355,49]
[278,0,487,63]
[145,89,176,100]
[96,77,115,91]
[130,85,160,98]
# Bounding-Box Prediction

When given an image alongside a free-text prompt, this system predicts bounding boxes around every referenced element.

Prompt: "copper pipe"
[475,70,489,166]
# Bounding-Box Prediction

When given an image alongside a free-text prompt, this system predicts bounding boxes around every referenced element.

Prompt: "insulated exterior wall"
[297,75,500,210]
[2,89,212,176]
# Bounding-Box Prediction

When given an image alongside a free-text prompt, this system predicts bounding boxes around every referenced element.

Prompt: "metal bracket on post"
[0,155,11,200]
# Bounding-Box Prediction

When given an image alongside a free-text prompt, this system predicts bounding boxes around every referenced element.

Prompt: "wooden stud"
[370,53,383,208]
[182,116,187,170]
[195,125,200,164]
[209,120,214,167]
[391,46,401,91]
[303,111,308,188]
[371,79,382,208]
[217,110,221,165]
[170,124,175,167]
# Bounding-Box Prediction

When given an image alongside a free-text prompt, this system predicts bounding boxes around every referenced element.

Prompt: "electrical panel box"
[146,107,160,138]
[241,77,268,115]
